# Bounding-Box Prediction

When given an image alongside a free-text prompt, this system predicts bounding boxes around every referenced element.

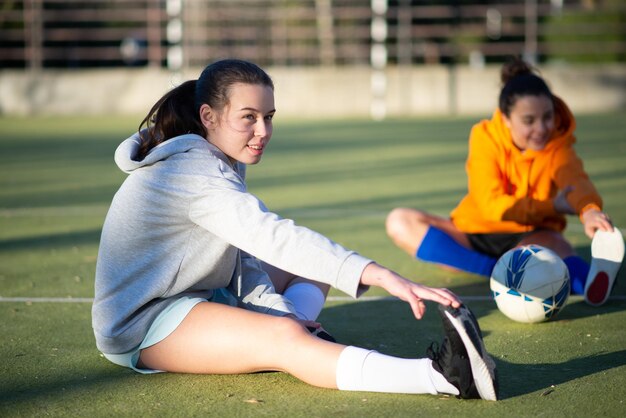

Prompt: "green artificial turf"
[1,114,625,416]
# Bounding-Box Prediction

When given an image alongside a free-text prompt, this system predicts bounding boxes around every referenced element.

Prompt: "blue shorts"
[102,289,236,374]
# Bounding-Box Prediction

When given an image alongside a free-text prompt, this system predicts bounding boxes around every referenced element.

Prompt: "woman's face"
[201,82,275,165]
[503,94,555,152]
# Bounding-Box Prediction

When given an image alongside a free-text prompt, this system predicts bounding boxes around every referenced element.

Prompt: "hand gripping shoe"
[428,303,498,401]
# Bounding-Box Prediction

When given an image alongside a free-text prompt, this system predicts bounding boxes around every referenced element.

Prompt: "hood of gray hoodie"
[114,132,242,175]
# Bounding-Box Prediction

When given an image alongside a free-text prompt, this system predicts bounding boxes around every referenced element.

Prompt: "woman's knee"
[386,208,435,253]
[270,315,311,343]
[386,208,422,238]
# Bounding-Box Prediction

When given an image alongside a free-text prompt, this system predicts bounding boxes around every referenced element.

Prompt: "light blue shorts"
[102,289,236,374]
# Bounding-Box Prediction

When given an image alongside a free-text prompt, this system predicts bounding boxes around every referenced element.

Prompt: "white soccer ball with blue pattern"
[490,244,570,323]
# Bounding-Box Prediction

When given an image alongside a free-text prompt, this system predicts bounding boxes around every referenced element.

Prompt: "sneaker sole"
[584,228,625,306]
[442,305,498,401]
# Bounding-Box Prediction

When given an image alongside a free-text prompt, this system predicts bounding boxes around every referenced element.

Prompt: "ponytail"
[136,80,206,160]
[498,56,552,116]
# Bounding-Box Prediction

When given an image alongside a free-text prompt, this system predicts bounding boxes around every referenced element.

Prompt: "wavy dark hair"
[498,56,552,117]
[136,59,274,160]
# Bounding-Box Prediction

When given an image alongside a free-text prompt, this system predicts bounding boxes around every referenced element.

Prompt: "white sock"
[336,346,460,395]
[283,282,326,321]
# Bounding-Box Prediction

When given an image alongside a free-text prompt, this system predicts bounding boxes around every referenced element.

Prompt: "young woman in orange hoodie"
[386,57,623,307]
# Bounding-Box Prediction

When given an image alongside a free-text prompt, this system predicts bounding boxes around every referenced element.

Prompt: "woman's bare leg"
[385,208,470,256]
[137,302,344,388]
[136,301,475,397]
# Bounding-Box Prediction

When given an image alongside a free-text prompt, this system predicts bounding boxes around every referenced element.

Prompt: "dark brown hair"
[136,59,274,160]
[498,56,552,117]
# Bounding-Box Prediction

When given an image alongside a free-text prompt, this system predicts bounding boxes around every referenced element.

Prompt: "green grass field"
[1,114,625,417]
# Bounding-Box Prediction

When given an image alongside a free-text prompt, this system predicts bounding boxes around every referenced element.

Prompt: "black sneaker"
[428,313,479,399]
[428,303,498,401]
[307,326,336,342]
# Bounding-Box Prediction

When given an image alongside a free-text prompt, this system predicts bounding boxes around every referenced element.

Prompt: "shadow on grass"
[0,366,139,408]
[0,228,102,252]
[496,349,626,399]
[557,298,626,321]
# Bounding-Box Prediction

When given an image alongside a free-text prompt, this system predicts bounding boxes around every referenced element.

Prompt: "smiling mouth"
[529,138,548,150]
[247,144,265,154]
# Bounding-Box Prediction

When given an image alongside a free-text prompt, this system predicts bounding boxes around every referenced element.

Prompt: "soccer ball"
[490,245,570,323]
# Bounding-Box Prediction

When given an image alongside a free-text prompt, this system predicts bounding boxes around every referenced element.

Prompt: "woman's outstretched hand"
[359,262,461,320]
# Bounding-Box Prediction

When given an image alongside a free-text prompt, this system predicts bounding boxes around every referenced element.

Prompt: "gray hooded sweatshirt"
[92,133,372,354]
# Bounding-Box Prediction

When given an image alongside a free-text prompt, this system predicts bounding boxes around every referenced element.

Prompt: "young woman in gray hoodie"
[92,59,498,400]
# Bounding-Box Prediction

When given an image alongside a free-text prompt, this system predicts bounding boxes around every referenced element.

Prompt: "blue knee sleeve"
[563,255,590,295]
[416,227,497,277]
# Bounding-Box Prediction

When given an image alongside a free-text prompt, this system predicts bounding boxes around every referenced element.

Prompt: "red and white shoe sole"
[584,228,625,306]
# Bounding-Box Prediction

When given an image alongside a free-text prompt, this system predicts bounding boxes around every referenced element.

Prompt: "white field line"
[1,294,623,304]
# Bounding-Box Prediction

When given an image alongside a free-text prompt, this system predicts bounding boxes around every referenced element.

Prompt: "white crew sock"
[336,346,459,395]
[283,282,326,321]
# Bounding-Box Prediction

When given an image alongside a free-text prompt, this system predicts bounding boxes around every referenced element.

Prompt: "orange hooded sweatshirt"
[450,96,602,234]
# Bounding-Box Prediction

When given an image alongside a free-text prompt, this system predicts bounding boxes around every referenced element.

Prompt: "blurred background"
[1,0,624,119]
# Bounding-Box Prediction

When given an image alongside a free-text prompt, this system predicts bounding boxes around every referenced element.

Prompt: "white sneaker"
[584,228,625,306]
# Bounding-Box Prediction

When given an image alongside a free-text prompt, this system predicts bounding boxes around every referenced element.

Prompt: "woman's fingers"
[400,286,461,320]
[412,285,461,307]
